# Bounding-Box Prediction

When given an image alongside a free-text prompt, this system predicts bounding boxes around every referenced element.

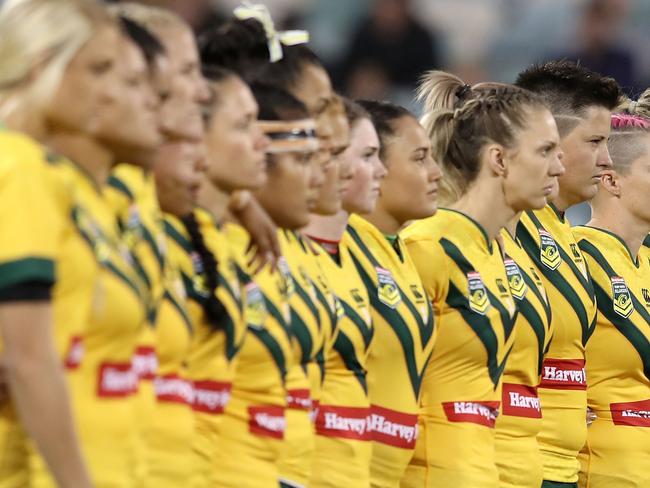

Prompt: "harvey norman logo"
[539,358,587,390]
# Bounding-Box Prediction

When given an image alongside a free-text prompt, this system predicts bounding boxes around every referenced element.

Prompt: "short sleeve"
[402,236,449,307]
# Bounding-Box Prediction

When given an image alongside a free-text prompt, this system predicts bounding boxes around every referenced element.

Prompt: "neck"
[589,202,649,258]
[550,190,574,213]
[303,210,349,241]
[197,180,230,221]
[362,201,404,235]
[44,131,114,185]
[504,211,523,238]
[451,182,515,242]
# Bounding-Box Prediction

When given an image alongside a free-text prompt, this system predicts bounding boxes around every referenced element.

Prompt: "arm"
[0,301,93,488]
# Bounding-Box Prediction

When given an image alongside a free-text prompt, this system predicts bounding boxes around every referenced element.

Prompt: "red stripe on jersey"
[287,388,312,410]
[611,399,650,427]
[539,358,587,390]
[64,336,84,370]
[442,401,500,427]
[369,404,418,449]
[132,345,157,381]
[191,380,231,414]
[248,405,286,439]
[501,383,542,418]
[97,362,138,397]
[315,405,372,441]
[154,374,193,406]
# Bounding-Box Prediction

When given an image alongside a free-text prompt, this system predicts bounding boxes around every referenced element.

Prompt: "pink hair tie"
[611,113,650,130]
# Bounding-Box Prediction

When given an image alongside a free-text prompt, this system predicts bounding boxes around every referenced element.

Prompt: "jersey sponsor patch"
[501,383,541,418]
[132,345,158,381]
[611,276,634,318]
[277,257,295,298]
[64,336,84,370]
[376,266,401,309]
[248,405,286,439]
[155,374,194,405]
[245,282,267,329]
[97,362,139,397]
[467,271,490,315]
[286,388,313,410]
[610,399,650,427]
[539,358,587,390]
[315,405,372,441]
[504,259,527,300]
[191,380,231,414]
[539,229,561,270]
[442,401,500,428]
[369,404,419,449]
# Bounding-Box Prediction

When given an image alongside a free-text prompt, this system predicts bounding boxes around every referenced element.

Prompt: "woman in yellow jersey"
[200,15,346,486]
[338,99,440,488]
[205,84,318,487]
[401,80,563,488]
[301,99,385,488]
[167,66,269,487]
[572,112,650,488]
[417,72,565,487]
[514,61,621,488]
[0,1,160,486]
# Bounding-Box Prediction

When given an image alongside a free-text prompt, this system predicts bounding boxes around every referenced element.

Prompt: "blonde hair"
[418,70,546,205]
[0,0,111,126]
[616,88,650,118]
[108,2,188,40]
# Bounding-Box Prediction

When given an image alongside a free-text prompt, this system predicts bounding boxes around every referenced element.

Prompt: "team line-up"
[0,1,649,487]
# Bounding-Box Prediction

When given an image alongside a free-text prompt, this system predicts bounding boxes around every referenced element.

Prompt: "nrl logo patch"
[504,259,527,300]
[539,229,561,270]
[611,276,633,318]
[245,282,267,329]
[277,257,295,298]
[467,271,490,315]
[376,266,401,309]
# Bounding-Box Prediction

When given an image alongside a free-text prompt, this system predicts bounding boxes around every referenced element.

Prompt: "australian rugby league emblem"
[539,229,561,270]
[504,259,527,300]
[376,266,401,309]
[467,271,490,315]
[611,276,633,318]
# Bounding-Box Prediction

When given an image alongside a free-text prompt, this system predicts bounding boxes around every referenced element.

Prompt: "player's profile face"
[615,133,650,224]
[154,141,205,216]
[503,106,564,212]
[378,116,441,223]
[204,77,269,193]
[556,105,612,207]
[44,24,122,136]
[341,118,385,215]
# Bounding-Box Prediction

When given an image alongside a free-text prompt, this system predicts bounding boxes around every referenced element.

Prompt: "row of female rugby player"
[2,1,650,488]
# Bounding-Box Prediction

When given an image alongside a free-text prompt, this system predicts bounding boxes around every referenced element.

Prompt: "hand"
[586,407,597,427]
[229,191,281,274]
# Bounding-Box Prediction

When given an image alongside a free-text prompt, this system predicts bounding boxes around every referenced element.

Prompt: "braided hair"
[182,211,227,330]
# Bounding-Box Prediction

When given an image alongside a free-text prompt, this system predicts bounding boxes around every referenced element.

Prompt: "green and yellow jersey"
[401,209,517,488]
[30,156,148,488]
[341,214,435,488]
[213,222,294,488]
[516,204,597,484]
[309,236,374,488]
[0,131,70,487]
[163,210,245,488]
[277,230,330,487]
[574,226,650,488]
[495,229,553,488]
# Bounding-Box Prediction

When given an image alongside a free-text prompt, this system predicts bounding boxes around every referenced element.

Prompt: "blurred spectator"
[335,0,441,101]
[554,0,637,94]
[110,0,225,33]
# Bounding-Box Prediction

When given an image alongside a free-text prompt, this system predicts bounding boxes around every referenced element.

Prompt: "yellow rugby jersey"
[516,204,596,483]
[309,237,374,488]
[342,214,435,488]
[163,211,245,488]
[105,164,166,483]
[277,230,328,487]
[29,157,148,488]
[142,224,194,488]
[574,227,650,488]
[400,208,517,488]
[495,229,553,488]
[213,222,294,488]
[0,133,77,487]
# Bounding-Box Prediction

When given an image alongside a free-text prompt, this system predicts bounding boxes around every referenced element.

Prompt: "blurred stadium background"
[8,0,645,222]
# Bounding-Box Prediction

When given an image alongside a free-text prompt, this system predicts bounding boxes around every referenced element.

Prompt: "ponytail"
[182,212,227,331]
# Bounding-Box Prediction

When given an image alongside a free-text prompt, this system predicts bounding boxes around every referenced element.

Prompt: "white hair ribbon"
[233,2,309,63]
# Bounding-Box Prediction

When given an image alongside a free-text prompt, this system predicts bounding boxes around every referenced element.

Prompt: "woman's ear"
[600,169,621,197]
[485,144,508,177]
